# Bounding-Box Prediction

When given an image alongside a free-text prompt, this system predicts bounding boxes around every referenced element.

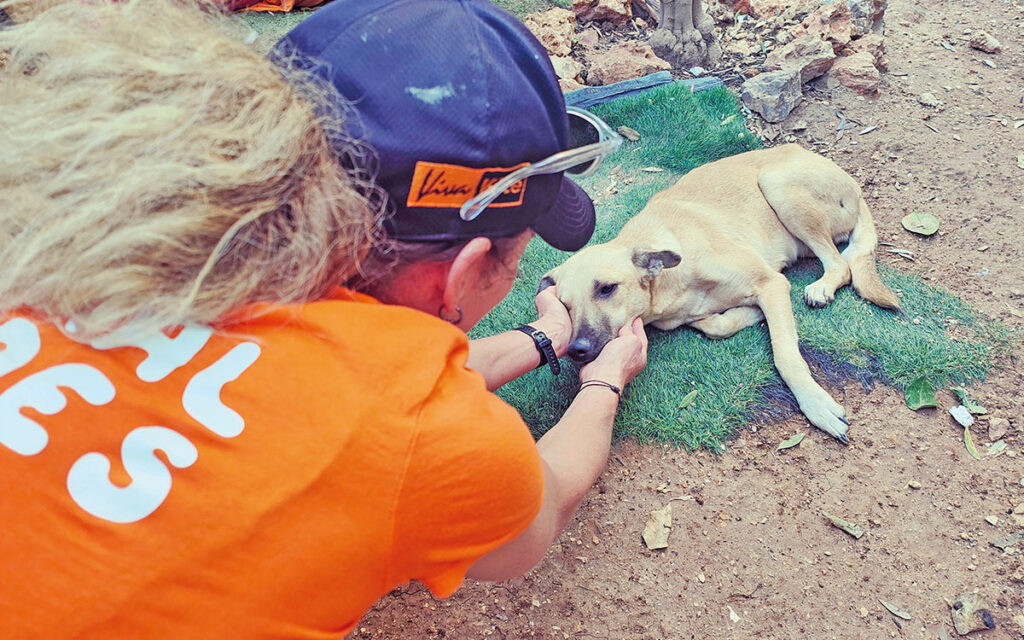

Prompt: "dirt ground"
[355,0,1024,637]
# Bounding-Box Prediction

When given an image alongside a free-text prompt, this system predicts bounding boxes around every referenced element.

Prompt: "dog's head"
[540,244,681,363]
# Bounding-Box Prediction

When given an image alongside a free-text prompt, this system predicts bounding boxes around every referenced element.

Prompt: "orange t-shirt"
[0,289,543,638]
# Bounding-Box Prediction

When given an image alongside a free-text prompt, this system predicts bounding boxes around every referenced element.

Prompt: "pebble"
[988,417,1010,441]
[985,515,999,526]
[918,92,941,107]
[908,480,923,489]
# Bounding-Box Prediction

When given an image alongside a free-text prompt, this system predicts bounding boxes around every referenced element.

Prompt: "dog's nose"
[567,337,593,362]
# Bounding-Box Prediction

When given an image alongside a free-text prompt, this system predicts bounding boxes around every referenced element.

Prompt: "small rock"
[984,515,999,526]
[949,405,974,428]
[584,41,671,85]
[763,34,836,83]
[950,593,995,635]
[1013,614,1024,636]
[918,92,941,107]
[573,0,632,25]
[988,417,1010,441]
[859,606,869,617]
[828,51,880,95]
[697,571,706,583]
[846,0,887,36]
[524,8,578,57]
[791,119,809,131]
[741,69,803,123]
[968,30,1001,54]
[908,480,923,489]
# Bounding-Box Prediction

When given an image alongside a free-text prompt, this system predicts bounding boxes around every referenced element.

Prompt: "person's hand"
[579,317,647,389]
[531,285,572,358]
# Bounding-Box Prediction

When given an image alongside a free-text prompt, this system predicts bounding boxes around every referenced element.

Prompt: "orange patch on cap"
[406,161,528,209]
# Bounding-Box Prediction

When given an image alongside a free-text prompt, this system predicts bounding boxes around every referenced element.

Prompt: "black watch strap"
[514,325,560,375]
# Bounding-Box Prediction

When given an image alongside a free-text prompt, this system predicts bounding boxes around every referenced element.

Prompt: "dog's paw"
[804,281,836,308]
[799,392,849,444]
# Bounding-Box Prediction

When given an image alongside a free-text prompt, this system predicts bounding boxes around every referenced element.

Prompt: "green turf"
[472,83,1012,451]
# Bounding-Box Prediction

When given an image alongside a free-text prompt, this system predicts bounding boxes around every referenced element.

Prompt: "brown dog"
[540,144,900,442]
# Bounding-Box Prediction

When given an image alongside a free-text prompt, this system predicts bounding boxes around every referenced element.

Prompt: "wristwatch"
[514,324,560,375]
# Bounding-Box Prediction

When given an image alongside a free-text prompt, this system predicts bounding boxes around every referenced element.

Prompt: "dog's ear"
[632,249,681,279]
[537,274,556,294]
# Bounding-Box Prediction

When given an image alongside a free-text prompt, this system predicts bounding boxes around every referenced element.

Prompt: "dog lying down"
[541,144,900,443]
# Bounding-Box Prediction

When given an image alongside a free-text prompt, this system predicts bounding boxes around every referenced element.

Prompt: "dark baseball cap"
[275,0,596,252]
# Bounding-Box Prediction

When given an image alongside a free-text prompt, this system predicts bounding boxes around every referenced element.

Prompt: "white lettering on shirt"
[67,426,199,524]
[182,342,261,438]
[0,317,41,377]
[90,325,214,383]
[0,364,116,456]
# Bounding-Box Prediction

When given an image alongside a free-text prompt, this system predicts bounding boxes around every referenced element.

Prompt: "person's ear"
[442,237,493,317]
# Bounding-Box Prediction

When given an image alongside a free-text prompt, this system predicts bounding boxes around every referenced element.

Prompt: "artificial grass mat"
[472,83,1012,451]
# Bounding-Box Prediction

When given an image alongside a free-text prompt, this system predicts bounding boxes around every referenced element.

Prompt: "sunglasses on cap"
[459,106,624,222]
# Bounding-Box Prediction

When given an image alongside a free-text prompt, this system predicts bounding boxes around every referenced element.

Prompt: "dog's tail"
[841,199,901,311]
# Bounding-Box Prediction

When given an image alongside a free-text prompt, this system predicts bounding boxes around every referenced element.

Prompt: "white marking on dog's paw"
[804,281,835,308]
[798,391,849,443]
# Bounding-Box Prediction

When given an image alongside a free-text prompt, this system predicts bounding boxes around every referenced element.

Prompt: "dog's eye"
[596,283,618,298]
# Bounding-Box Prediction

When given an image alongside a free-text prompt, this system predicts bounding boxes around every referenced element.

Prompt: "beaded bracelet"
[578,379,621,398]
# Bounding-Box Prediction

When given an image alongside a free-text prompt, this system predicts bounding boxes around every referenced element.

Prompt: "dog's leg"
[756,273,850,442]
[690,306,764,339]
[758,173,852,309]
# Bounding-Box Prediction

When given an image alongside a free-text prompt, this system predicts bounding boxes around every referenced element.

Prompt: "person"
[0,1,647,638]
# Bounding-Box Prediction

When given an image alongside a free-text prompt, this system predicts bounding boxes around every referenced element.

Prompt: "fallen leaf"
[950,386,987,414]
[1018,153,1024,170]
[901,211,940,236]
[887,248,915,261]
[777,432,805,450]
[859,125,877,135]
[880,599,912,620]
[985,440,1007,457]
[678,389,699,410]
[1014,120,1024,129]
[640,166,665,173]
[822,511,865,539]
[642,503,672,550]
[949,405,975,427]
[905,377,938,410]
[616,125,641,142]
[964,427,982,460]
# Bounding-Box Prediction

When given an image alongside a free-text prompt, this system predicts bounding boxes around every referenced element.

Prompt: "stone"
[578,28,600,48]
[584,41,671,85]
[746,0,816,19]
[969,30,1001,54]
[764,34,836,83]
[846,33,887,71]
[741,69,802,123]
[847,0,887,36]
[984,515,999,526]
[918,92,941,107]
[524,8,577,58]
[549,55,583,82]
[559,77,585,93]
[950,593,995,635]
[988,417,1010,441]
[791,1,853,53]
[828,51,880,95]
[573,0,632,25]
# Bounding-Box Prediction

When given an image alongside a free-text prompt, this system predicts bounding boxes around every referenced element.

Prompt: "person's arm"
[465,317,648,581]
[465,287,571,391]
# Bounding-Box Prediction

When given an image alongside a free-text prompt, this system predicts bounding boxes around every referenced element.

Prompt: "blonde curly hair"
[0,0,386,340]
